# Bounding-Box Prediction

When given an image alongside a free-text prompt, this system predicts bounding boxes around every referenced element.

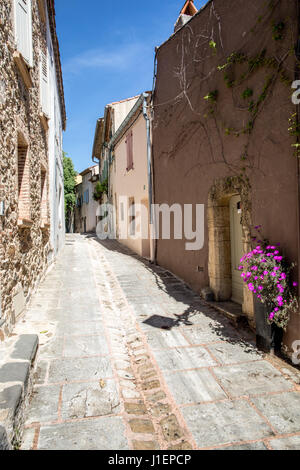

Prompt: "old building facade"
[0,0,66,337]
[92,94,153,258]
[152,0,300,355]
[74,165,99,234]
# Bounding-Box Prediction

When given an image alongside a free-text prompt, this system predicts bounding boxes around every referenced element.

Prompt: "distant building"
[74,165,99,233]
[0,0,66,337]
[92,94,154,258]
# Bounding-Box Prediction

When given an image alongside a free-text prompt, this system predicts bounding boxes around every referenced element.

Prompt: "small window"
[15,0,33,66]
[40,50,49,116]
[84,189,89,204]
[126,130,133,171]
[18,139,30,220]
[40,169,47,223]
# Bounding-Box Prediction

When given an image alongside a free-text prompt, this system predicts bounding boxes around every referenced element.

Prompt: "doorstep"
[0,334,38,450]
[205,300,247,326]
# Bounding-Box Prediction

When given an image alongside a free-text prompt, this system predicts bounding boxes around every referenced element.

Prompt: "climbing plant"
[93,178,108,202]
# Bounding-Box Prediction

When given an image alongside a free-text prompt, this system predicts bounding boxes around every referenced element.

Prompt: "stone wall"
[0,0,52,336]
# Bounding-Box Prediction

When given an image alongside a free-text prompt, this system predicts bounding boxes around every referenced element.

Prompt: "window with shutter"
[126,131,133,171]
[40,50,49,116]
[15,0,33,66]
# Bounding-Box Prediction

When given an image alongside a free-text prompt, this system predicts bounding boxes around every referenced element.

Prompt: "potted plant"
[239,227,298,354]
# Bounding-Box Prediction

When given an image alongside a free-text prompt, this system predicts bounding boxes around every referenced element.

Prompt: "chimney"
[174,1,198,33]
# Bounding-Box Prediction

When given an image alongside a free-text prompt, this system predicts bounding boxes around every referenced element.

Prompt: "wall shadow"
[92,237,257,349]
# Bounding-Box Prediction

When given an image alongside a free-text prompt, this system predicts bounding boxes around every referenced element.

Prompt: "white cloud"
[63,43,148,75]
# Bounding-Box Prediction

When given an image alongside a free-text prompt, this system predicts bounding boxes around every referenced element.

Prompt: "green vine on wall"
[213,15,296,168]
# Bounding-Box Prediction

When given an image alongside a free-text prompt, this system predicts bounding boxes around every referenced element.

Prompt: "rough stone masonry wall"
[0,0,51,337]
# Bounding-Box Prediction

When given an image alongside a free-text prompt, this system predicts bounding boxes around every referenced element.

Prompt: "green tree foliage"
[93,178,108,201]
[63,152,77,232]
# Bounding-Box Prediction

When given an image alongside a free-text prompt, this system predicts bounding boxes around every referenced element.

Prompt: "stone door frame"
[207,176,254,321]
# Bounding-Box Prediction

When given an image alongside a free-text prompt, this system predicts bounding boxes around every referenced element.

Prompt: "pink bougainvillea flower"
[274,307,279,312]
[251,266,258,271]
[266,253,274,257]
[277,296,284,307]
[280,273,287,280]
[258,286,263,291]
[274,251,279,255]
[254,276,258,280]
[271,272,277,277]
[257,294,261,299]
[293,282,298,287]
[263,271,269,276]
[248,283,255,291]
[269,312,275,320]
[260,275,264,280]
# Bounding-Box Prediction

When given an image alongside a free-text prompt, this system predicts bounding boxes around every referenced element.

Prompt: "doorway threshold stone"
[206,301,246,326]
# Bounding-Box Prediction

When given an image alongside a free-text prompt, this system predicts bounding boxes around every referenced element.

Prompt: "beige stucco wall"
[110,113,150,257]
[81,171,99,233]
[74,167,99,233]
[112,97,139,133]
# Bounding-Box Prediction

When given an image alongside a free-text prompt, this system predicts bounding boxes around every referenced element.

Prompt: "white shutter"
[15,0,33,66]
[40,50,49,116]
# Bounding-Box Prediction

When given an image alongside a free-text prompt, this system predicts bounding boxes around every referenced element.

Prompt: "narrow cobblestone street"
[16,235,300,450]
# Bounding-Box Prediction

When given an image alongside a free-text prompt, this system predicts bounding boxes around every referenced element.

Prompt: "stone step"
[206,300,247,326]
[0,334,38,450]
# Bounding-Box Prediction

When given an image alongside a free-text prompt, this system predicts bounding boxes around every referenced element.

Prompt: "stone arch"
[207,176,254,319]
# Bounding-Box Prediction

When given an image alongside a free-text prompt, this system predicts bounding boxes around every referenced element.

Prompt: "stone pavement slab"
[181,399,274,448]
[25,385,60,425]
[63,334,109,357]
[269,435,300,450]
[164,369,227,404]
[152,346,217,371]
[251,392,300,434]
[37,416,129,450]
[206,341,263,365]
[213,361,293,397]
[61,379,120,419]
[145,330,189,350]
[47,356,113,384]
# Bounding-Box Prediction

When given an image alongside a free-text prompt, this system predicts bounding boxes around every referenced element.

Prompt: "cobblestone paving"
[19,235,300,450]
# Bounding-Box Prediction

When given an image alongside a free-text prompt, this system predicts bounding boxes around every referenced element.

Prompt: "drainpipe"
[143,93,156,263]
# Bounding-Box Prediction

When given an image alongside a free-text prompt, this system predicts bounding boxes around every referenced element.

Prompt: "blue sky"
[55,0,206,173]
